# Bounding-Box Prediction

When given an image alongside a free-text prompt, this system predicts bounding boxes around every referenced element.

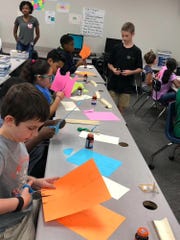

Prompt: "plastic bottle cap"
[137,227,149,237]
[88,133,94,137]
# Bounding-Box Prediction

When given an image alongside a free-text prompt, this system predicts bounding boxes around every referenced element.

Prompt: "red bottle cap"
[137,227,149,237]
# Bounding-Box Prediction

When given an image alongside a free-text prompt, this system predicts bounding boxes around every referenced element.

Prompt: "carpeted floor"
[123,93,180,223]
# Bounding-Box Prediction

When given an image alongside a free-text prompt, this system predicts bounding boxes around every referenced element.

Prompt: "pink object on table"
[51,69,77,98]
[83,110,120,121]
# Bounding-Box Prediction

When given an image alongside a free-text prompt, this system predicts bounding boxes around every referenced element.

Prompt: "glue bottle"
[77,86,83,96]
[134,227,149,240]
[84,74,88,83]
[85,133,94,149]
[91,95,97,105]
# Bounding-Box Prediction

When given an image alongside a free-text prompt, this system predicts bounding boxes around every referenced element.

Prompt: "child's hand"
[56,91,64,100]
[77,59,85,67]
[38,126,55,140]
[113,68,121,75]
[121,70,132,76]
[32,177,59,189]
[21,181,33,209]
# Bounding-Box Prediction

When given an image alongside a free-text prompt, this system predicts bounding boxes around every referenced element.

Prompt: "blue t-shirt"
[35,85,52,104]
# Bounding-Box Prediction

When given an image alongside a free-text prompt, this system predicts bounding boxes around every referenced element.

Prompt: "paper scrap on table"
[70,95,92,101]
[79,131,119,145]
[42,159,111,222]
[79,65,94,69]
[67,148,122,177]
[63,148,74,156]
[57,204,126,240]
[84,110,120,121]
[79,44,91,59]
[75,71,96,77]
[51,69,77,97]
[153,218,175,240]
[61,101,80,111]
[102,177,130,200]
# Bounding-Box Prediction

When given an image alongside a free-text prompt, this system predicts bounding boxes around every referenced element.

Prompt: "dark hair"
[161,58,177,84]
[19,1,33,14]
[121,22,135,33]
[20,59,50,84]
[1,83,50,125]
[47,49,66,63]
[60,34,73,47]
[144,50,156,64]
[0,77,26,99]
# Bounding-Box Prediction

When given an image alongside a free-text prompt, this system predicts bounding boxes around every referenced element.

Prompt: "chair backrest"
[152,78,161,92]
[165,101,180,143]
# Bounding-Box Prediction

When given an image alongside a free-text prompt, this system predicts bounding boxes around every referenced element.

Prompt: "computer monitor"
[104,37,122,53]
[69,33,84,53]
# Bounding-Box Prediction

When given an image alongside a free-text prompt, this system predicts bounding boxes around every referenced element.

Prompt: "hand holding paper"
[51,69,78,98]
[79,44,91,60]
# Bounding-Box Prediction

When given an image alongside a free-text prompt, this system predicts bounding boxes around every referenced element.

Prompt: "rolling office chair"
[149,101,180,169]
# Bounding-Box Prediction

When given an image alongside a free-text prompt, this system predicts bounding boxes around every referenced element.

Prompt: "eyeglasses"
[35,74,53,81]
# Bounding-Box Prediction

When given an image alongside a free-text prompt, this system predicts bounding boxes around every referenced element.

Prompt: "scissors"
[48,119,66,134]
[22,184,50,199]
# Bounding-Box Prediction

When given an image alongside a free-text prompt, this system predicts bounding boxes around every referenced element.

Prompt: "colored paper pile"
[42,159,125,239]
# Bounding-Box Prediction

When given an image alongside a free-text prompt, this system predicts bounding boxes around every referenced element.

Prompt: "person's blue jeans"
[16,41,33,59]
[159,91,176,105]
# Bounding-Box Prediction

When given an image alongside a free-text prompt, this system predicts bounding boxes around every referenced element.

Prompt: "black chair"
[132,72,153,113]
[146,78,167,130]
[149,101,180,169]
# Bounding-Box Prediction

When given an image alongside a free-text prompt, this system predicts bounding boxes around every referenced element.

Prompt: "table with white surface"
[36,68,180,240]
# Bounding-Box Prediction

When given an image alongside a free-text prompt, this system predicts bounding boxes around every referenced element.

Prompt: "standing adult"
[13,1,40,58]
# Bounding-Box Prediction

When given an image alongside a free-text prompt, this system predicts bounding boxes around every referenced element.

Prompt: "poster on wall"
[31,0,45,10]
[45,11,56,24]
[82,7,105,37]
[56,1,70,13]
[69,13,82,25]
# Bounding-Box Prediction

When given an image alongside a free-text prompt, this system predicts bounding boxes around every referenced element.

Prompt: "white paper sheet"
[70,95,92,101]
[78,65,94,69]
[79,131,119,145]
[103,177,130,200]
[61,101,80,111]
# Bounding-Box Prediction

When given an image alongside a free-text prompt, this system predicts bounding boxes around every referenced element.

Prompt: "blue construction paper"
[67,148,122,177]
[63,148,74,156]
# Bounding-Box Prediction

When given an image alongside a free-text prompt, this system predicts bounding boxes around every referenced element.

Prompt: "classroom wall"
[0,0,180,60]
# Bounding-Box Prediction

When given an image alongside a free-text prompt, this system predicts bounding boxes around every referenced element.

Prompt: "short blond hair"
[121,22,135,33]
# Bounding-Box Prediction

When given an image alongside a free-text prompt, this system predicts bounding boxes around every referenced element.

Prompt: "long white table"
[36,66,180,239]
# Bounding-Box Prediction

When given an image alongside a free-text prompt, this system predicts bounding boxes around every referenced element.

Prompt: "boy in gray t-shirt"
[0,83,58,239]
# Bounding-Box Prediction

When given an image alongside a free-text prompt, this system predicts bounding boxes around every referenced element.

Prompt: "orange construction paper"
[42,159,111,222]
[75,71,96,77]
[57,204,126,240]
[79,44,91,59]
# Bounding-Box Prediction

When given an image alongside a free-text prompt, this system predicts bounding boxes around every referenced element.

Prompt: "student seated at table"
[47,49,65,81]
[152,58,180,104]
[142,50,156,92]
[57,34,85,75]
[0,83,58,240]
[0,76,66,178]
[20,59,64,117]
[174,88,180,138]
